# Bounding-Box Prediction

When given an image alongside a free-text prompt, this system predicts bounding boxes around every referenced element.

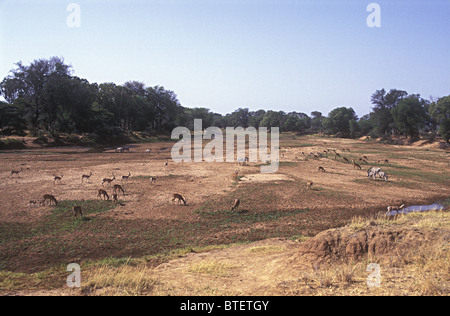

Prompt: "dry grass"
[188,260,235,278]
[82,264,158,296]
[349,209,450,230]
[247,245,286,254]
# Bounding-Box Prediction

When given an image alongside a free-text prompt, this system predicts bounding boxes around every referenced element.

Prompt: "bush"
[0,138,26,150]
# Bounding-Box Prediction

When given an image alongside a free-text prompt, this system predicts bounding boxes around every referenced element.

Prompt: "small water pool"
[387,203,446,216]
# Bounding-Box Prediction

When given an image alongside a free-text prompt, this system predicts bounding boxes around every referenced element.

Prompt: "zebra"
[367,167,382,180]
[377,171,388,182]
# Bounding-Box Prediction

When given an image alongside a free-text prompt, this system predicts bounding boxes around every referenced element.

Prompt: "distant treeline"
[1,57,449,143]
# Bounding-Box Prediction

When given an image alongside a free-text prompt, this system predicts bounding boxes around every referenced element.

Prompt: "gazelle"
[343,157,350,163]
[81,172,93,183]
[318,166,326,172]
[10,168,22,177]
[102,174,115,186]
[386,202,405,215]
[113,184,125,196]
[231,199,240,211]
[121,172,131,183]
[172,194,187,205]
[73,206,83,219]
[53,175,63,185]
[97,189,110,201]
[42,194,58,206]
[352,160,362,170]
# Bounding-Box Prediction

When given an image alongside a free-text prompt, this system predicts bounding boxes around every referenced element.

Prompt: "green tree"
[391,95,427,140]
[429,95,450,142]
[0,57,72,135]
[310,111,324,133]
[322,107,358,138]
[370,88,408,136]
[0,101,27,135]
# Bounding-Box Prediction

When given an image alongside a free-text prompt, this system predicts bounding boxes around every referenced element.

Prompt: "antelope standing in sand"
[352,160,362,170]
[97,189,110,201]
[102,174,115,186]
[112,193,118,204]
[42,194,58,206]
[81,172,93,183]
[121,172,131,183]
[172,194,187,205]
[73,206,83,219]
[53,175,63,185]
[10,168,22,177]
[113,184,125,196]
[231,199,241,211]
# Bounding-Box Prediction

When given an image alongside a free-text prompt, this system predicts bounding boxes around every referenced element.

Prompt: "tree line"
[1,57,449,144]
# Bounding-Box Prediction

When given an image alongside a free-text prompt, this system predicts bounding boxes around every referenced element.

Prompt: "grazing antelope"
[42,194,58,206]
[97,189,110,201]
[102,174,115,186]
[343,157,350,163]
[386,203,405,215]
[121,172,131,183]
[73,206,83,219]
[172,194,187,205]
[352,160,362,170]
[10,168,22,177]
[53,175,63,185]
[81,172,93,183]
[306,181,313,190]
[113,184,125,196]
[231,199,240,211]
[318,166,326,172]
[363,156,369,160]
[335,153,341,157]
[384,159,390,164]
[150,176,157,183]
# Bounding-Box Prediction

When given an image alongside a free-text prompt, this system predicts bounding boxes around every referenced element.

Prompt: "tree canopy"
[0,57,448,143]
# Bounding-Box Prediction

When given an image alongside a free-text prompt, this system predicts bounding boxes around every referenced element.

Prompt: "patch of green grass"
[196,208,306,226]
[32,200,116,235]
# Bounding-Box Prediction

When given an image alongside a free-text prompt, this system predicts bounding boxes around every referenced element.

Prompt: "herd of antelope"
[20,154,197,220]
[284,146,396,209]
[16,142,399,221]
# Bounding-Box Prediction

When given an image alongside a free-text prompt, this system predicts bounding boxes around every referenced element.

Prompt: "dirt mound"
[293,224,438,263]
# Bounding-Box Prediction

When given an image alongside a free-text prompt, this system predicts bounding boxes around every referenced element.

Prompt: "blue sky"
[0,0,449,117]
